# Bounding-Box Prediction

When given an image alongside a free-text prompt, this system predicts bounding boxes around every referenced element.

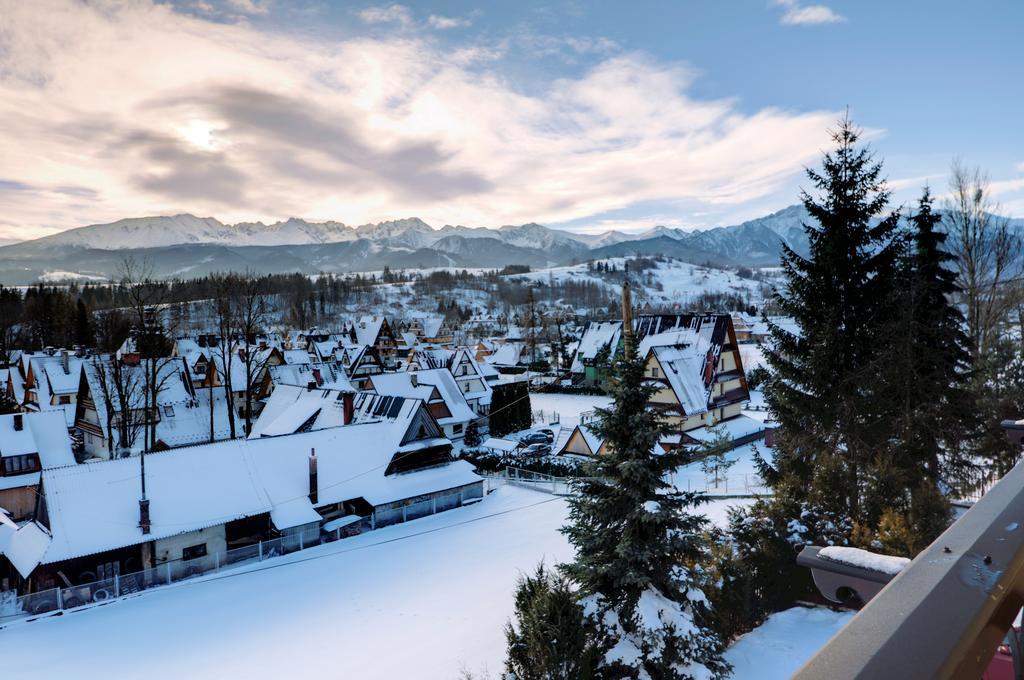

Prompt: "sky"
[0,0,1022,242]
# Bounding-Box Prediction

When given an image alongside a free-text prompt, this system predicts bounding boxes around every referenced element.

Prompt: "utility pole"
[621,264,634,359]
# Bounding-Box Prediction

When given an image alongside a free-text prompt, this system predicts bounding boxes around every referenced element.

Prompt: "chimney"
[139,498,151,534]
[342,392,354,425]
[61,349,70,374]
[410,373,418,387]
[13,413,23,431]
[308,449,318,504]
[312,368,322,386]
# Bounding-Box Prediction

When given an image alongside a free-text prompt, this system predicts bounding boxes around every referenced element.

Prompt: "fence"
[0,524,322,626]
[668,472,770,497]
[489,466,771,498]
[0,485,484,627]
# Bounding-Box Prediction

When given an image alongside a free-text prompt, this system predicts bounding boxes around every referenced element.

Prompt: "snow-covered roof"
[282,349,312,365]
[38,418,479,564]
[269,497,321,531]
[267,362,354,393]
[410,369,477,425]
[487,343,522,367]
[250,387,399,438]
[571,321,622,373]
[0,411,75,468]
[353,316,387,346]
[481,437,519,452]
[650,344,712,416]
[684,414,765,444]
[0,520,51,578]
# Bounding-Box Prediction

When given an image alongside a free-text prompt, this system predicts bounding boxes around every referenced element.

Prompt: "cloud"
[774,0,846,26]
[0,0,842,239]
[358,4,413,28]
[225,0,270,15]
[427,15,470,30]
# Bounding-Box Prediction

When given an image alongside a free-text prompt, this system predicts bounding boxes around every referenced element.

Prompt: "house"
[75,356,237,458]
[556,424,607,457]
[570,321,622,384]
[405,314,454,345]
[0,412,75,522]
[365,371,476,440]
[1,393,482,594]
[638,315,750,434]
[348,316,399,367]
[20,350,85,427]
[258,362,355,401]
[337,345,386,390]
[405,348,492,417]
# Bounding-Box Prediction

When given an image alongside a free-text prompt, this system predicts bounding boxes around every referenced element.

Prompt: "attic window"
[652,367,660,378]
[164,405,175,418]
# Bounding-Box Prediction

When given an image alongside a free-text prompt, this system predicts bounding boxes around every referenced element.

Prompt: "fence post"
[258,540,263,561]
[214,551,220,571]
[431,497,437,515]
[401,505,407,523]
[299,532,305,550]
[166,563,171,585]
[56,586,63,611]
[371,512,376,530]
[114,574,120,598]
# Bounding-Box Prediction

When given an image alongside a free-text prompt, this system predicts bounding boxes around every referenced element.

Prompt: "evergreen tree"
[505,564,605,680]
[762,117,902,535]
[74,298,95,347]
[560,345,728,679]
[463,420,482,448]
[878,189,968,549]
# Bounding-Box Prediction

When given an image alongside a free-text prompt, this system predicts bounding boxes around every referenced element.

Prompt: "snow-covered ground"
[509,257,775,308]
[0,486,761,679]
[529,392,611,428]
[725,606,855,679]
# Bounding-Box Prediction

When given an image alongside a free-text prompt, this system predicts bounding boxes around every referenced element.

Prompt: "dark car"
[521,443,552,457]
[536,428,555,443]
[520,432,550,445]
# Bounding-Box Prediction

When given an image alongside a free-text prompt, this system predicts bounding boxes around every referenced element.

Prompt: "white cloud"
[358,4,413,28]
[774,0,846,26]
[225,0,270,15]
[0,0,842,240]
[427,14,469,30]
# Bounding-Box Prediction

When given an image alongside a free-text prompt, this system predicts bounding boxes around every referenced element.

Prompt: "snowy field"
[0,486,768,679]
[725,606,855,678]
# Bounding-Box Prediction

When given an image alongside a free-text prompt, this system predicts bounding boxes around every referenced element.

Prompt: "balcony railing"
[794,454,1024,679]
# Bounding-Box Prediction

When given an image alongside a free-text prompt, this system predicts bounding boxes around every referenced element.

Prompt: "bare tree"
[232,273,271,436]
[209,273,238,439]
[89,356,146,457]
[944,160,1024,364]
[118,257,178,452]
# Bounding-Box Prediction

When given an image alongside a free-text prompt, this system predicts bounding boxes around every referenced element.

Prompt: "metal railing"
[794,457,1024,679]
[0,526,321,626]
[668,472,770,497]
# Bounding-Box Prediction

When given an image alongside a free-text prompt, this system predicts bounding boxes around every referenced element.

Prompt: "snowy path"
[0,486,759,679]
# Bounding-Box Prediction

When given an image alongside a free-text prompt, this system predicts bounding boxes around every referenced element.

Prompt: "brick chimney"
[342,392,354,425]
[308,449,318,504]
[61,349,70,374]
[139,498,151,534]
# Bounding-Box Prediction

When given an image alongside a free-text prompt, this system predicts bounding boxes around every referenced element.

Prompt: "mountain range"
[1,205,1019,284]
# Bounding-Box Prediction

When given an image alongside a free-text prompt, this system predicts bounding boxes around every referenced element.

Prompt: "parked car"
[521,443,552,457]
[519,432,550,445]
[536,428,555,443]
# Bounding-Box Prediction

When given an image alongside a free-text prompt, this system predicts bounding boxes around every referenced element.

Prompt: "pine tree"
[878,189,968,549]
[560,346,728,679]
[74,298,95,347]
[762,116,902,534]
[463,420,481,448]
[505,564,605,680]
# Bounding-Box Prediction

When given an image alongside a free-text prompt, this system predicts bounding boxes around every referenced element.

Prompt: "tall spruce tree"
[762,117,902,538]
[880,189,968,550]
[560,345,728,679]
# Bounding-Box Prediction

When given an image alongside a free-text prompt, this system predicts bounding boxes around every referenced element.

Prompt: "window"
[182,543,207,561]
[2,454,41,476]
[58,395,71,405]
[453,423,464,434]
[651,367,660,378]
[163,405,175,417]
